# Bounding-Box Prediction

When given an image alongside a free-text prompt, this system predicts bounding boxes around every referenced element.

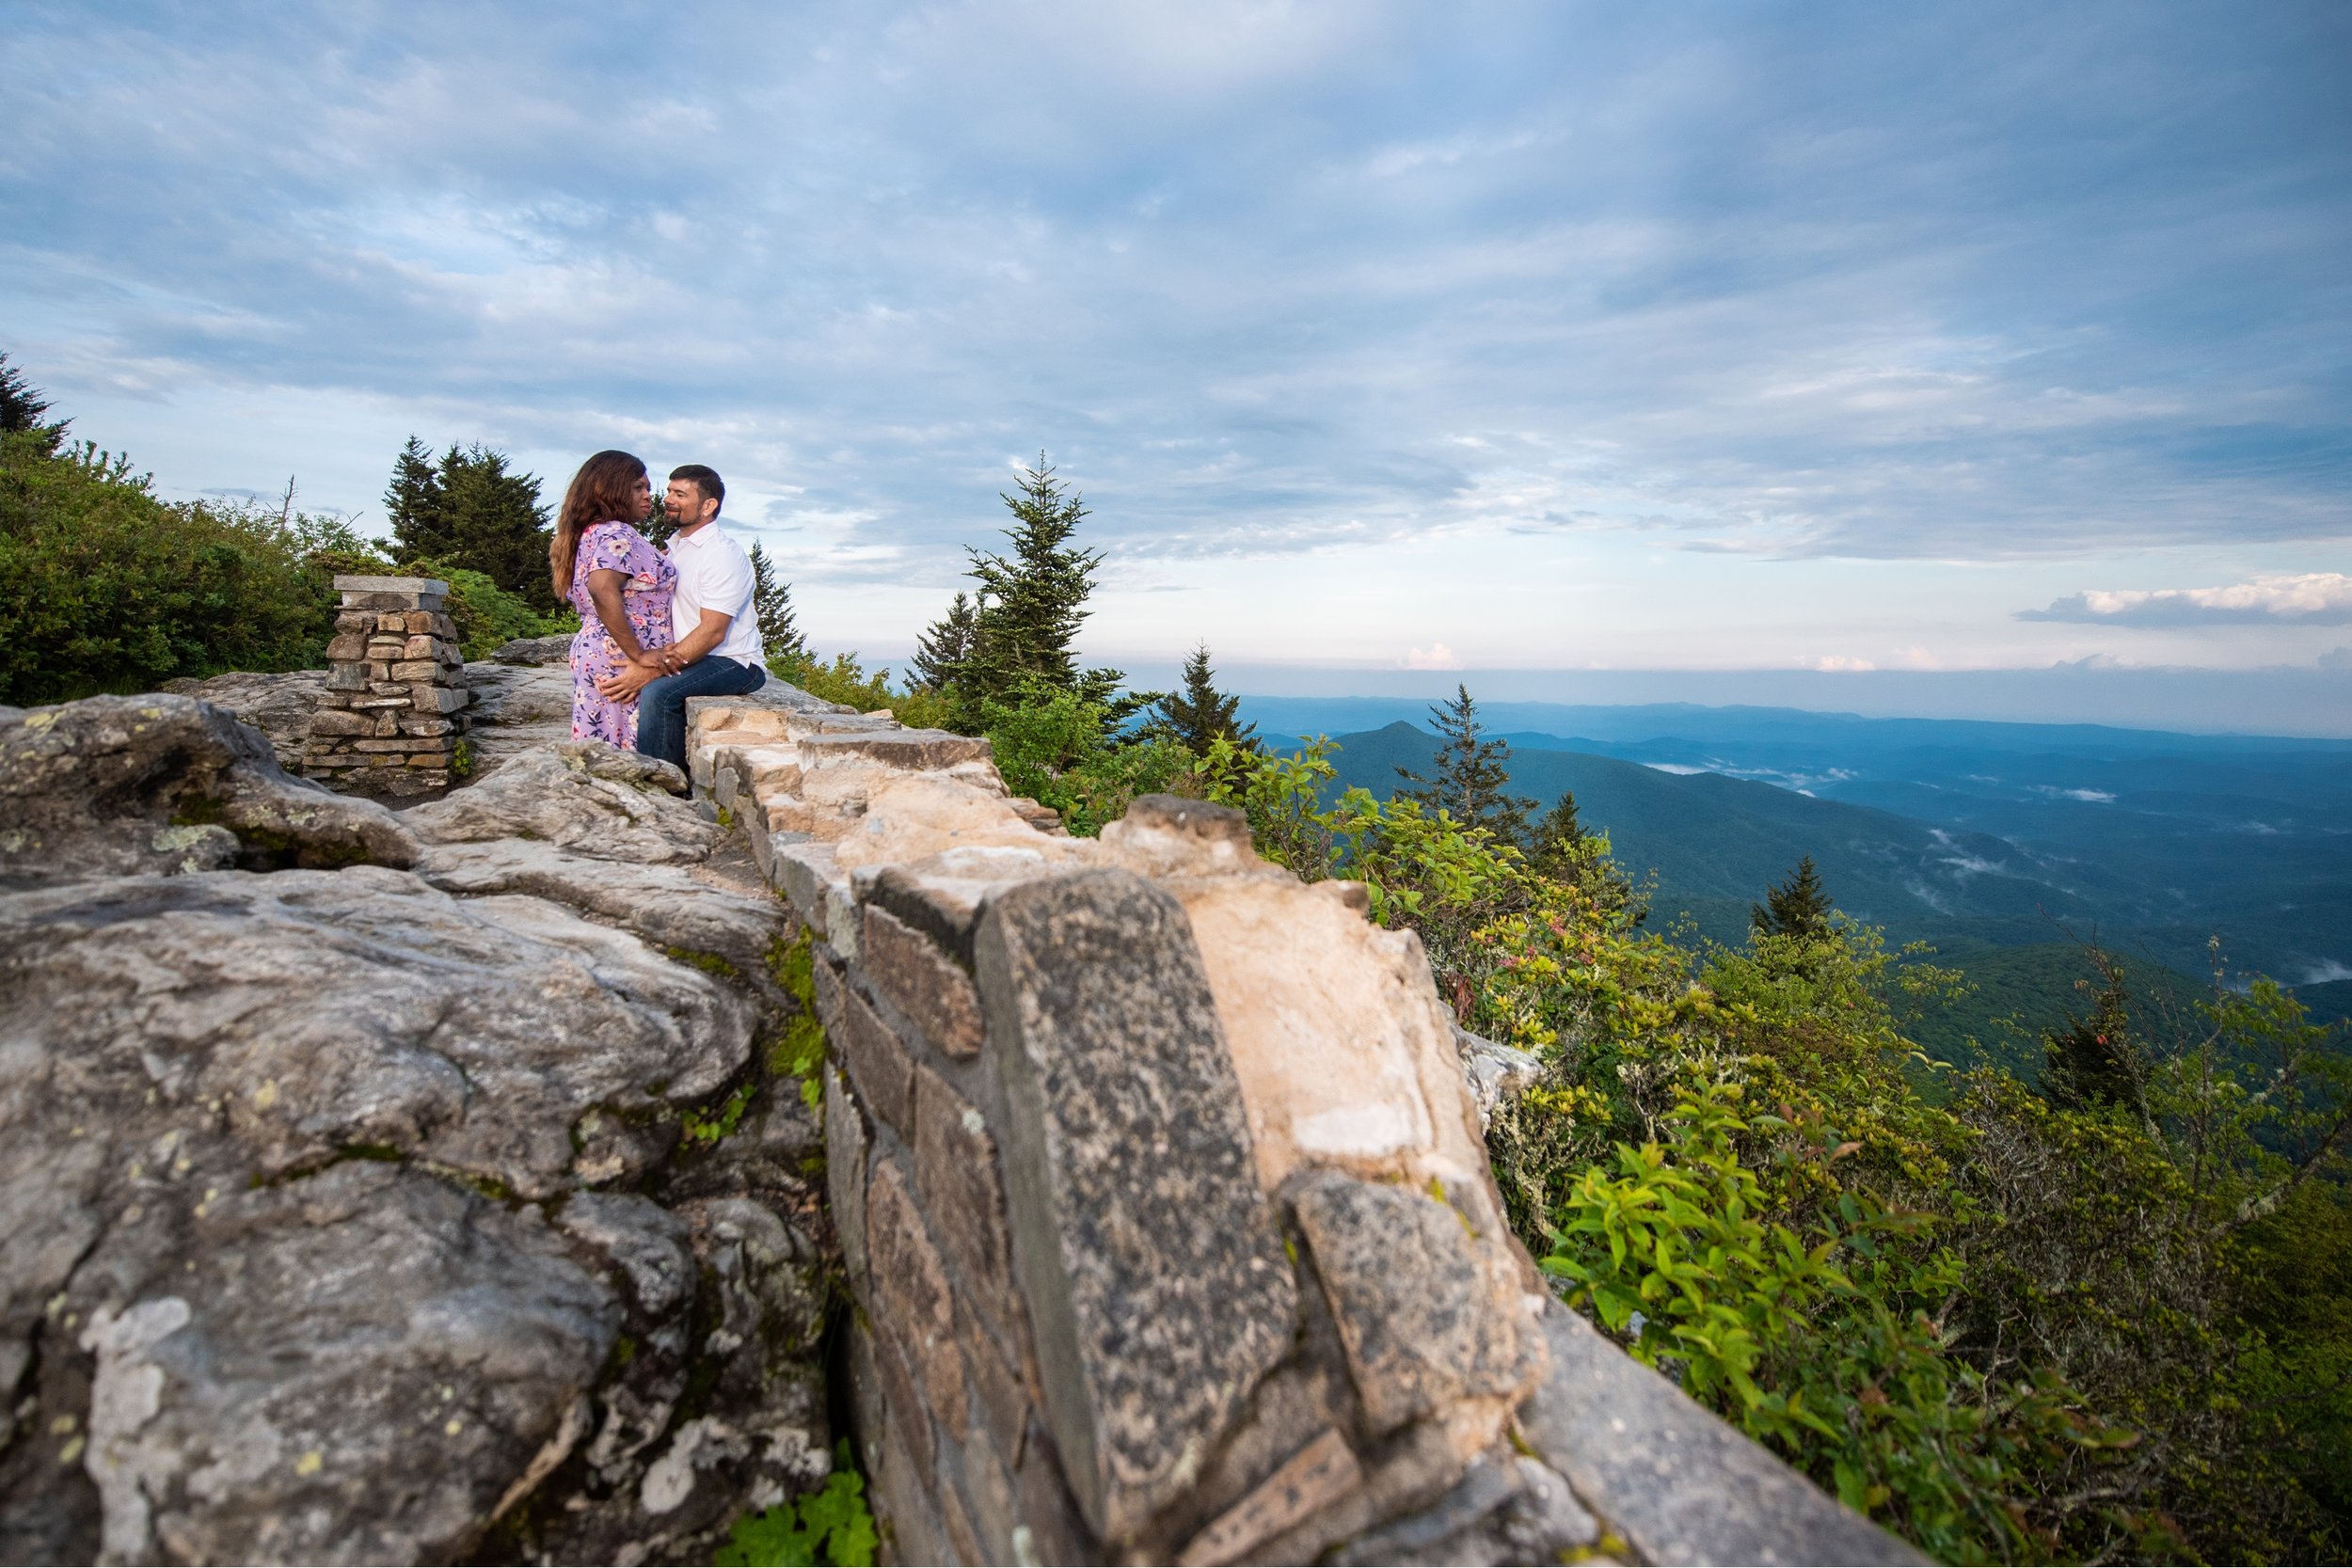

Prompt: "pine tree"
[0,353,68,454]
[2042,949,2146,1116]
[385,436,450,561]
[748,543,806,665]
[1528,790,1586,879]
[911,591,979,692]
[384,439,551,603]
[1147,642,1258,754]
[438,444,552,604]
[1395,685,1535,843]
[962,455,1124,708]
[1752,855,1833,938]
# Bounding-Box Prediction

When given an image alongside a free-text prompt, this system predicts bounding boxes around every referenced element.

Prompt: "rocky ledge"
[0,693,833,1565]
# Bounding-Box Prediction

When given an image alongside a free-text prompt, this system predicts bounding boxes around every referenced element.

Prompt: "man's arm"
[596,608,733,700]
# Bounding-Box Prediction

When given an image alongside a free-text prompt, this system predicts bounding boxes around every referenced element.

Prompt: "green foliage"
[0,352,68,454]
[1468,833,2352,1561]
[1394,684,1536,847]
[680,1083,755,1148]
[394,556,575,660]
[981,687,1193,837]
[713,1441,877,1566]
[769,649,959,734]
[748,543,808,665]
[383,436,555,606]
[1144,641,1258,755]
[0,433,342,702]
[767,929,829,1111]
[1754,854,1834,940]
[910,590,977,693]
[958,454,1130,721]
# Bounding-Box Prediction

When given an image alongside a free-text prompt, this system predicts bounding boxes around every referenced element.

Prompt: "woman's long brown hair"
[549,450,649,598]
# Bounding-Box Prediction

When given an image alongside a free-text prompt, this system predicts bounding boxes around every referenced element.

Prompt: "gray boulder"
[0,779,828,1563]
[156,671,326,771]
[405,742,714,863]
[0,694,417,884]
[489,634,575,667]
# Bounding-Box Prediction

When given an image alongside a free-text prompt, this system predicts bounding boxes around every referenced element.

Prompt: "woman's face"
[629,474,653,523]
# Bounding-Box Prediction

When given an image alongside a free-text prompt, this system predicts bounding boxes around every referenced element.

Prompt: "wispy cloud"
[1405,642,1464,671]
[2019,573,2352,626]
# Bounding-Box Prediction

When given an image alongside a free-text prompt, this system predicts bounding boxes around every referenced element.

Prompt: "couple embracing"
[547,449,769,771]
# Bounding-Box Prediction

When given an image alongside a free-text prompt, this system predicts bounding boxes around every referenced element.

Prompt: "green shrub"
[0,434,334,702]
[393,556,576,660]
[712,1441,876,1566]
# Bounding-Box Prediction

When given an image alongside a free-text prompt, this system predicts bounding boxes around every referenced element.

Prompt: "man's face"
[664,479,715,529]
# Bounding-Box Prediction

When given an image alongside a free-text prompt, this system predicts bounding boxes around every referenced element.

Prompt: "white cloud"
[1814,655,1877,672]
[1404,642,1463,670]
[2020,573,2352,627]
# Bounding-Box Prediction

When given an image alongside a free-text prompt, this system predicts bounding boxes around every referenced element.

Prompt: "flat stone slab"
[977,867,1297,1544]
[333,574,450,595]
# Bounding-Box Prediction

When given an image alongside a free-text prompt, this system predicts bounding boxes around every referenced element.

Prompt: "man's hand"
[596,657,663,702]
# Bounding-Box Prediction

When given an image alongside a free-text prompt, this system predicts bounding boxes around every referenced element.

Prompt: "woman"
[549,450,676,748]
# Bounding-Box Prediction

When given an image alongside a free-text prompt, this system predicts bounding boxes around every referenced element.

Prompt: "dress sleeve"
[580,522,641,577]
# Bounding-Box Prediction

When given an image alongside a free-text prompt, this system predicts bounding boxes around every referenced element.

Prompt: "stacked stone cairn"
[305,575,471,793]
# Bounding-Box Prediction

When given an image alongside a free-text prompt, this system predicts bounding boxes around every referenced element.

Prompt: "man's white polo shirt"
[665,522,767,667]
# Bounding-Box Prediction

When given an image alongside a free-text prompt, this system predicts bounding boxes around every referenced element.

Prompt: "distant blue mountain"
[1293,708,2352,1000]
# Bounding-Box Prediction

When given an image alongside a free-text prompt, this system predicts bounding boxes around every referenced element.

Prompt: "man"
[597,463,767,770]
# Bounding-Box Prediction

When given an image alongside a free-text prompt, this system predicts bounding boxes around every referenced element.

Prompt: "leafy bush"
[393,556,576,660]
[769,649,959,732]
[977,687,1193,835]
[0,433,337,702]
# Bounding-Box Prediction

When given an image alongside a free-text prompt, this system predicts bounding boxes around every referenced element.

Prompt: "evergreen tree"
[384,439,552,605]
[1752,855,1833,938]
[437,443,551,604]
[911,591,979,692]
[961,454,1127,712]
[0,353,68,454]
[1146,642,1258,754]
[1395,684,1535,843]
[2042,949,2146,1116]
[384,436,450,561]
[747,542,806,665]
[1528,790,1588,879]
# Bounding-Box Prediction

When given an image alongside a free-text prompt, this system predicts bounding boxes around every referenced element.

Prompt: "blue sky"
[5,2,2349,723]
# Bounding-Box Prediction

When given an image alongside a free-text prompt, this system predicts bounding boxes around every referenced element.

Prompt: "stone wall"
[686,686,1920,1566]
[304,574,471,793]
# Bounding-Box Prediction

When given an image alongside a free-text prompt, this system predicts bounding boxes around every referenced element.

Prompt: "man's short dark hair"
[670,464,724,515]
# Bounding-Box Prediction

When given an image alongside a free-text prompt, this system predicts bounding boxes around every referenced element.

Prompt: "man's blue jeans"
[635,657,767,772]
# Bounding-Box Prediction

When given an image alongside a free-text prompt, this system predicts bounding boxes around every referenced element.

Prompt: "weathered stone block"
[389,659,439,682]
[375,613,408,632]
[325,633,369,661]
[867,1158,966,1440]
[334,573,448,597]
[1289,1170,1543,1435]
[977,867,1297,1544]
[866,904,986,1057]
[1178,1429,1362,1568]
[912,1062,1021,1352]
[800,729,994,773]
[326,664,369,692]
[823,1066,871,1294]
[813,959,913,1132]
[961,1309,1031,1461]
[334,610,375,634]
[412,685,469,714]
[398,714,458,736]
[310,708,372,736]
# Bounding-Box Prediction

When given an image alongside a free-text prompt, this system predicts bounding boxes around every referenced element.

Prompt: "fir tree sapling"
[2041,945,2148,1117]
[1147,641,1259,754]
[1753,854,1833,938]
[961,454,1130,715]
[1395,684,1536,845]
[747,542,808,665]
[911,590,979,692]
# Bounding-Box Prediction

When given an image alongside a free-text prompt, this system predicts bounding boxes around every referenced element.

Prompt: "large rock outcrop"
[0,695,832,1565]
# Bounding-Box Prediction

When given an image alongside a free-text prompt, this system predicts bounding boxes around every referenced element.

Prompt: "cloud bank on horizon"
[1,0,2347,686]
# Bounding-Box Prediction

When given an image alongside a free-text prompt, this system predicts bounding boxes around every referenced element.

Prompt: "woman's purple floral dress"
[567,519,678,748]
